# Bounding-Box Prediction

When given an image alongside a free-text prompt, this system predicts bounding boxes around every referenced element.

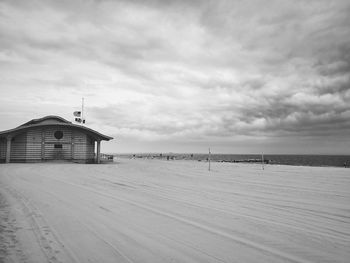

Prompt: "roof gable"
[1,115,113,141]
[19,116,71,127]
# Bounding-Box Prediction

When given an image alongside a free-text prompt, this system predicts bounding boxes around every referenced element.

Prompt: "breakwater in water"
[116,153,350,168]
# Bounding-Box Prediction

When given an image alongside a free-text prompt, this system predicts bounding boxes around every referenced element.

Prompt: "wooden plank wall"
[44,144,72,160]
[45,129,72,143]
[73,131,87,160]
[0,138,7,160]
[86,143,95,159]
[10,133,27,161]
[44,128,72,160]
[26,129,42,161]
[1,127,96,162]
[72,131,95,161]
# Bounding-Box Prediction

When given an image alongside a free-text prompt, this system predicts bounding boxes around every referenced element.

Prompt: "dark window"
[54,144,62,149]
[54,131,63,139]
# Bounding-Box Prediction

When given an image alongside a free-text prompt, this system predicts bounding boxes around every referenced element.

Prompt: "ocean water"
[119,153,350,168]
[189,154,350,168]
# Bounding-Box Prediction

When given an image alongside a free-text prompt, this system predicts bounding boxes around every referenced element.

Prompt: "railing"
[100,153,114,162]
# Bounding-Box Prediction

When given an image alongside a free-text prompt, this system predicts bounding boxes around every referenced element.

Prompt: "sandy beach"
[0,159,349,263]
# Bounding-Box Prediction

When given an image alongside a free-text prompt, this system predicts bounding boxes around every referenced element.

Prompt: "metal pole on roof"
[81,97,84,125]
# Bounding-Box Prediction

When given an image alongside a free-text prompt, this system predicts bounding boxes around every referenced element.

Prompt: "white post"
[6,135,12,163]
[208,148,211,171]
[262,152,264,170]
[96,139,101,164]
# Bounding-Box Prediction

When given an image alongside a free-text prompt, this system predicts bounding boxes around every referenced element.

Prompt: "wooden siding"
[33,119,67,125]
[72,131,95,161]
[86,143,95,159]
[26,129,42,160]
[73,131,87,144]
[10,133,27,160]
[44,128,72,143]
[0,138,5,159]
[43,127,72,160]
[44,143,72,160]
[1,126,97,162]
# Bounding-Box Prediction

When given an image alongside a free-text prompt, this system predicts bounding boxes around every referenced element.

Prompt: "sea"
[117,153,350,168]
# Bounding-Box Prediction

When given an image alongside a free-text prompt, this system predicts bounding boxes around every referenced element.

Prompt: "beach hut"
[0,116,113,163]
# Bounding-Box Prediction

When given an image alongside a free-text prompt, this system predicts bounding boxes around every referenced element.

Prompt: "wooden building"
[0,116,113,163]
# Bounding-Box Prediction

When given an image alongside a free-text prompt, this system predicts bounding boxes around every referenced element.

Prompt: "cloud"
[0,0,349,153]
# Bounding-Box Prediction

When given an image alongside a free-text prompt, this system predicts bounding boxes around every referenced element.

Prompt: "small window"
[54,144,62,149]
[54,131,63,139]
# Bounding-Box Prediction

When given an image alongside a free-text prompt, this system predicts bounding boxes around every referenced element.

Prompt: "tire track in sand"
[4,181,136,263]
[120,181,350,243]
[2,185,80,263]
[42,175,314,263]
[15,178,225,263]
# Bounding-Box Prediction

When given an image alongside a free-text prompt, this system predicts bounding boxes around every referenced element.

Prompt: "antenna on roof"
[82,97,85,125]
[73,97,86,125]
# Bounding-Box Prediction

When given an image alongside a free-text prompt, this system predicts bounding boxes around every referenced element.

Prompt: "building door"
[44,143,72,160]
[43,129,72,160]
[53,143,63,159]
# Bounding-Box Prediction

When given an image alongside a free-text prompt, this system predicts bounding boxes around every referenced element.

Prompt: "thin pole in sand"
[208,148,211,171]
[262,152,264,170]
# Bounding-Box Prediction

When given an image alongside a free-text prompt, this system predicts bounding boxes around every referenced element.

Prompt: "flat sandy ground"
[0,159,349,263]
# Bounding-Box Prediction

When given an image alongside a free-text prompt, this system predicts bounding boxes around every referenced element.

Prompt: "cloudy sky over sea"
[0,0,349,154]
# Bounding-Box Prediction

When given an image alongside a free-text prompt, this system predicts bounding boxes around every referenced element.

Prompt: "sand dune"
[0,159,349,263]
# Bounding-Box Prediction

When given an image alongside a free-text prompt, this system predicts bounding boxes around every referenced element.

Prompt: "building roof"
[0,115,113,141]
[19,115,72,126]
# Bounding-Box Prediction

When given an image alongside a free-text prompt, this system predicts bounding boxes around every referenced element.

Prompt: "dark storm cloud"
[0,0,349,153]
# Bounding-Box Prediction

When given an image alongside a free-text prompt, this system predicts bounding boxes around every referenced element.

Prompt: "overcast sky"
[0,0,349,154]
